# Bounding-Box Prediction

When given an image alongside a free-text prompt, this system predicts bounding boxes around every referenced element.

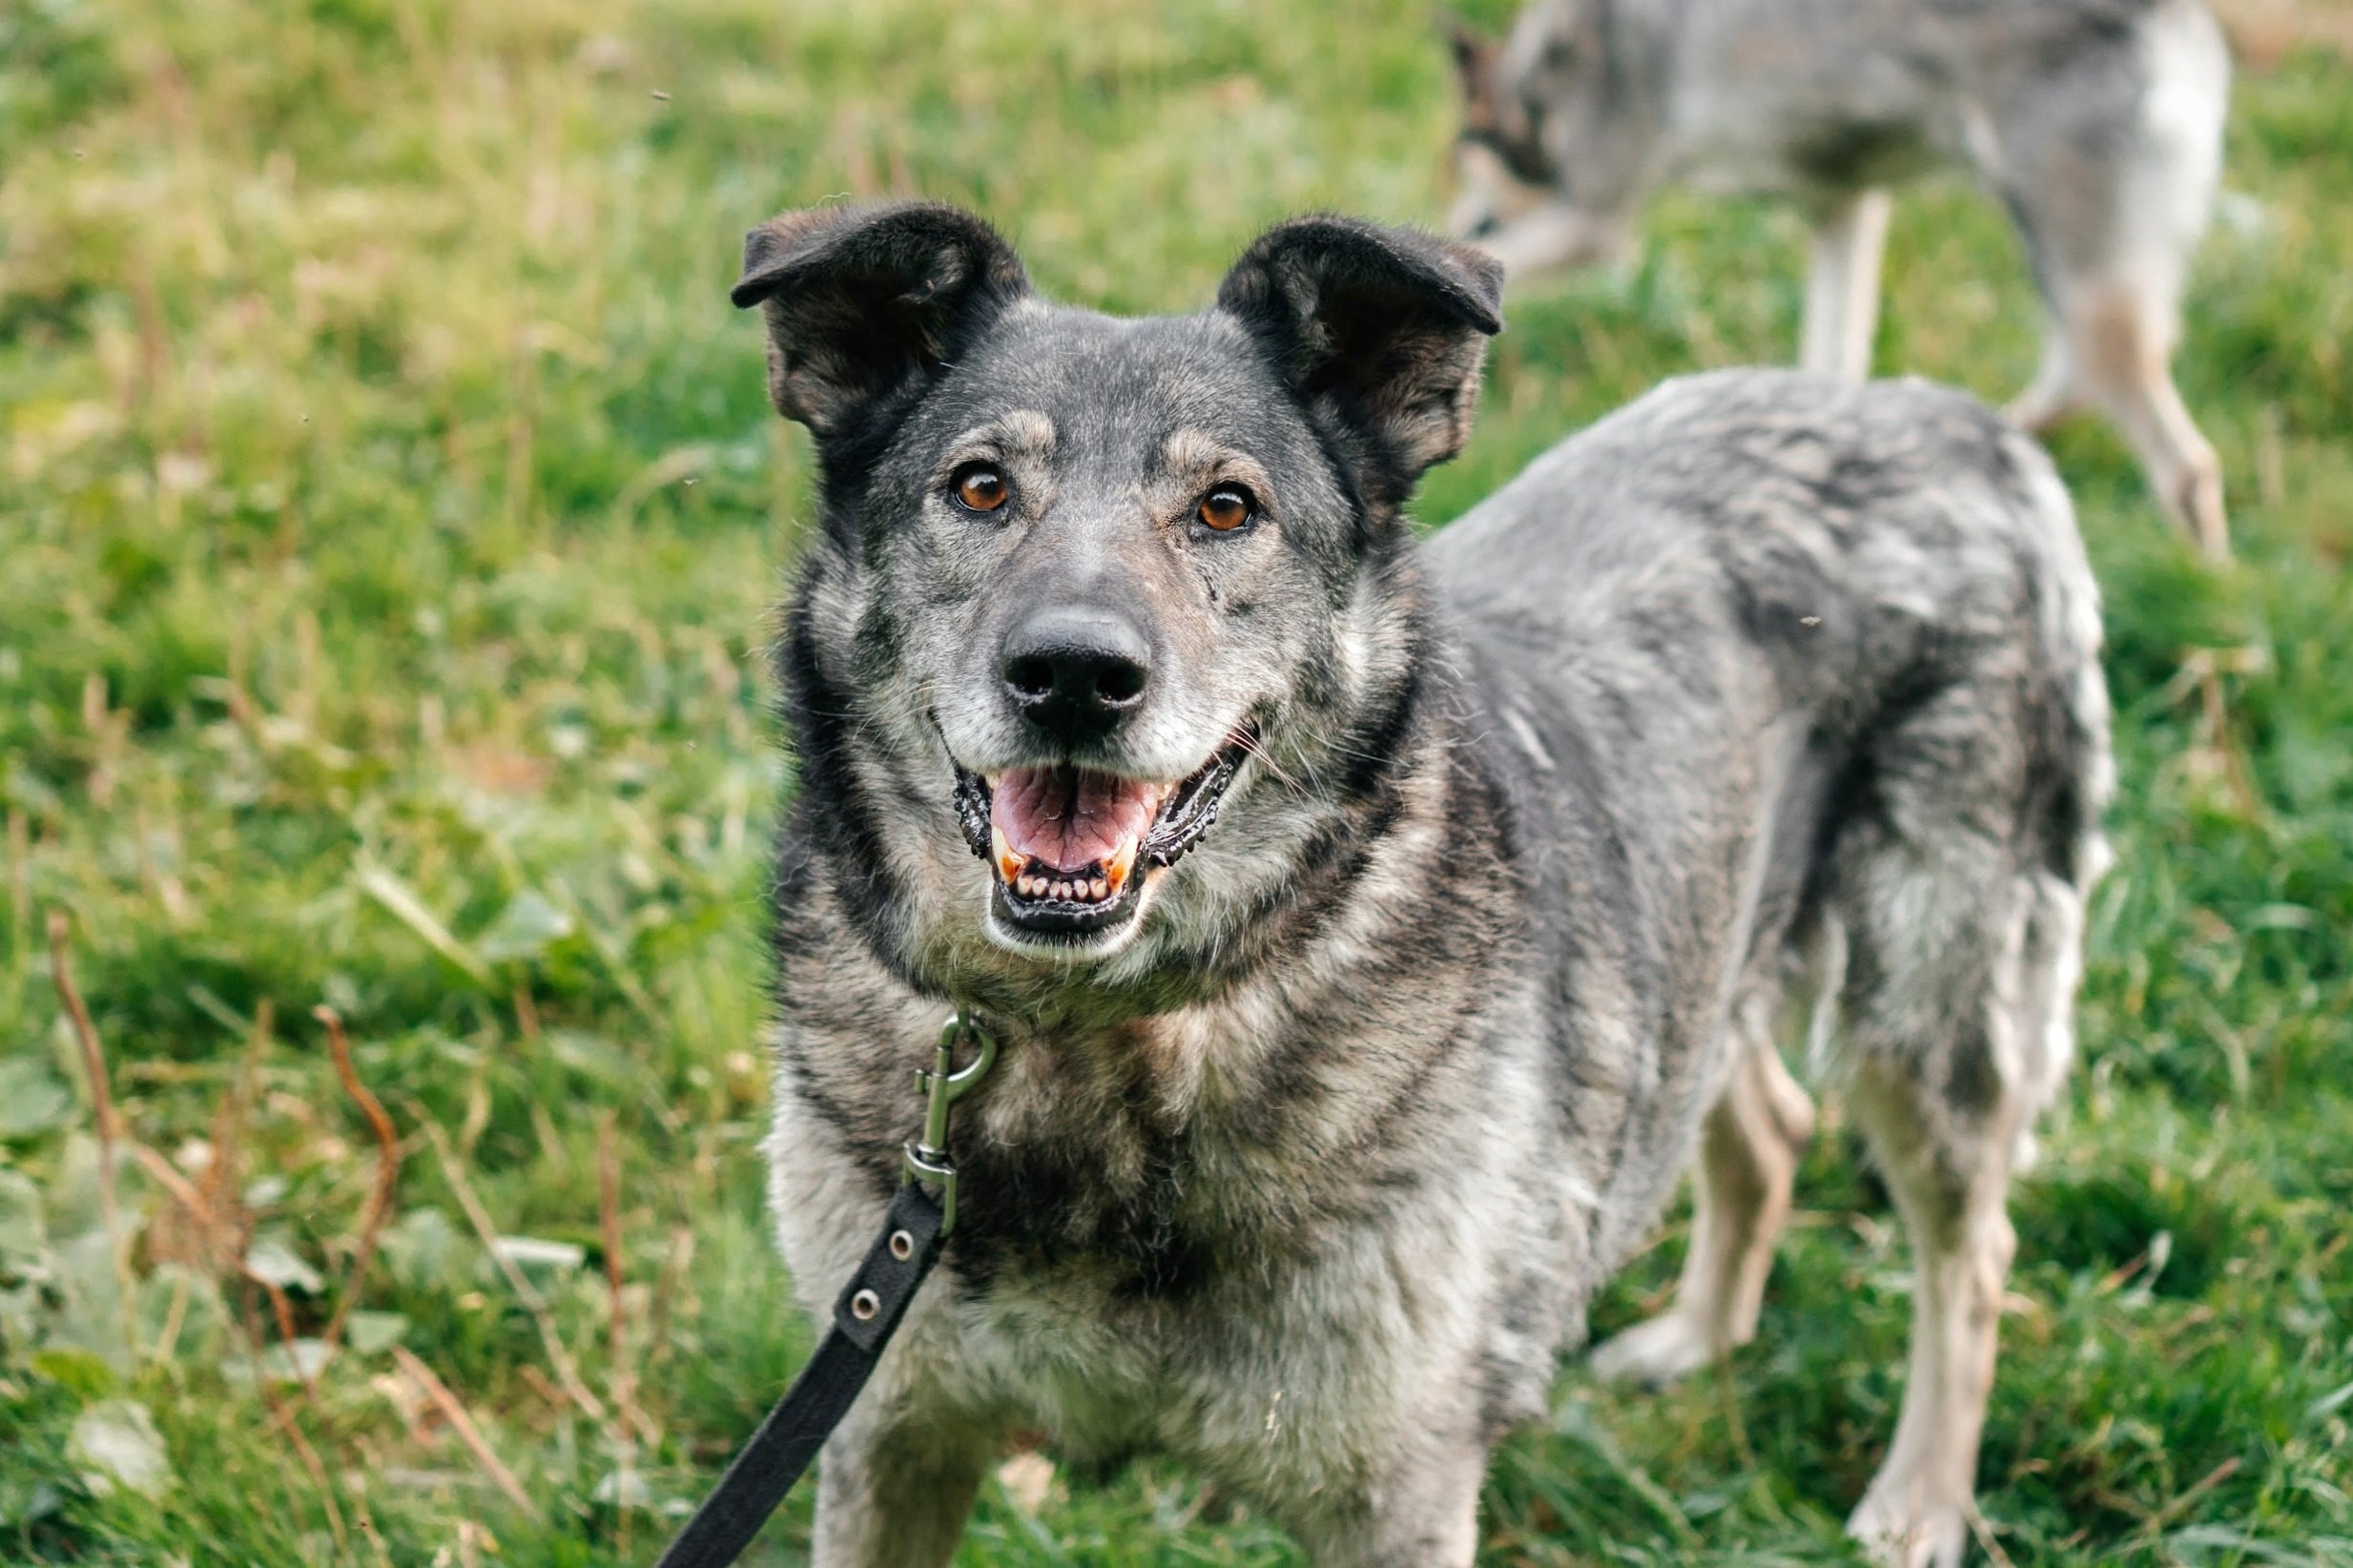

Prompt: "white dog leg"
[1844,1055,2024,1568]
[1801,188,1893,382]
[1590,1012,1815,1385]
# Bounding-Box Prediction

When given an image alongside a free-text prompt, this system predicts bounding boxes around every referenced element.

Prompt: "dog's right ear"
[1444,14,1496,107]
[731,201,1029,439]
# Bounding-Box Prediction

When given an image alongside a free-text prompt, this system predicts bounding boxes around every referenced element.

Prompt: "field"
[4,0,2351,1562]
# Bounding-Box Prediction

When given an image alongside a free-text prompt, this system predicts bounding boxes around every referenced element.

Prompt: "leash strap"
[650,1184,947,1568]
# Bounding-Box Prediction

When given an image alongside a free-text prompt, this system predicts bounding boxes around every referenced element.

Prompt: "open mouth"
[951,735,1249,942]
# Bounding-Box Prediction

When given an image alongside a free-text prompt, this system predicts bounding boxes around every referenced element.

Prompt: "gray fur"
[1450,0,2233,554]
[741,201,2111,1566]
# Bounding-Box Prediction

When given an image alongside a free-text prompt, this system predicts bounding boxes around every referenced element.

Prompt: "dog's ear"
[1444,15,1497,112]
[1216,217,1503,502]
[731,200,1030,440]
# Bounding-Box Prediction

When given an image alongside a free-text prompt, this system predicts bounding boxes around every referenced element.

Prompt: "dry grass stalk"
[224,1266,350,1550]
[59,970,352,1536]
[1966,1504,2020,1568]
[647,1223,694,1370]
[317,1004,403,1354]
[421,1120,609,1424]
[7,810,29,942]
[204,998,273,1220]
[254,1363,352,1549]
[48,910,138,1357]
[2134,1456,2245,1543]
[81,671,119,808]
[354,1496,397,1568]
[597,1111,653,1443]
[390,1345,536,1514]
[128,1141,321,1403]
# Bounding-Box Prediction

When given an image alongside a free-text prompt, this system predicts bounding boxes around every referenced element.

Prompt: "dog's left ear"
[1216,217,1503,504]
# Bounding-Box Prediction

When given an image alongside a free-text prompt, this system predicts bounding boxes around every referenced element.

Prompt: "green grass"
[4,0,2351,1561]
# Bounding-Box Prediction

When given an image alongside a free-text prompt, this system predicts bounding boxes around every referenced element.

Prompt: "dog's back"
[1470,0,2223,207]
[1654,0,2218,195]
[1433,368,2111,1268]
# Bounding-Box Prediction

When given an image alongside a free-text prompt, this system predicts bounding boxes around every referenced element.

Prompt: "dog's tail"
[2003,433,2115,1164]
[1798,424,2114,1169]
[2015,428,2116,898]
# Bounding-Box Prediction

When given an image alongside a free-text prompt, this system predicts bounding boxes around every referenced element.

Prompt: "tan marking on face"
[937,408,1060,509]
[1159,428,1276,520]
[976,407,1057,460]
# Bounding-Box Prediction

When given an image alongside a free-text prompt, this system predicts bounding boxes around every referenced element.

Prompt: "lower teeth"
[1013,871,1114,904]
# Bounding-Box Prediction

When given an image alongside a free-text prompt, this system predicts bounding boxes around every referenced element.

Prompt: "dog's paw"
[1585,1311,1720,1387]
[1847,1481,1970,1568]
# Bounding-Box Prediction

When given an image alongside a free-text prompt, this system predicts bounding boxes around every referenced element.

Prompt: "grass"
[3,0,2350,1561]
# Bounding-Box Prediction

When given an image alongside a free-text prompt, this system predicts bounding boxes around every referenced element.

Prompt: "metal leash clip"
[902,1006,996,1237]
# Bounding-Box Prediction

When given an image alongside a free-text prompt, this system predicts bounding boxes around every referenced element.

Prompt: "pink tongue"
[992,766,1159,873]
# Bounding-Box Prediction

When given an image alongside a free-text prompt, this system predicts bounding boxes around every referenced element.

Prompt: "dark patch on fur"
[1789,117,1937,189]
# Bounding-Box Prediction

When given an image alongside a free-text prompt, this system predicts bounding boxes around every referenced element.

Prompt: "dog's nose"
[1001,606,1152,742]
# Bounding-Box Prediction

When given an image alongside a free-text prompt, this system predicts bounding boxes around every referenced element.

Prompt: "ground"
[2,0,2350,1562]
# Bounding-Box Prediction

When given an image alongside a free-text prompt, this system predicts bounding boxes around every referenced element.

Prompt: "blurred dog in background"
[1449,0,2233,556]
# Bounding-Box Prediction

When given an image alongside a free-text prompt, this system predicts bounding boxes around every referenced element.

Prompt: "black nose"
[1001,606,1152,743]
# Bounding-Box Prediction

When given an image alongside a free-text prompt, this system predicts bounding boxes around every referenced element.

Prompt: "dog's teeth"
[1089,877,1108,901]
[993,828,1026,885]
[1105,840,1137,893]
[1050,879,1069,899]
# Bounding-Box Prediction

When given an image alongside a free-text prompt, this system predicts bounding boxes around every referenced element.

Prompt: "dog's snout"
[1001,606,1152,742]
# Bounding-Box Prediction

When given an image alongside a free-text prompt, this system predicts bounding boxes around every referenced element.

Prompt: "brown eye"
[1197,485,1253,532]
[954,464,1008,512]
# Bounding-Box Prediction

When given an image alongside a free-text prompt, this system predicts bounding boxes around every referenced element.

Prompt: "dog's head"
[1446,3,1636,280]
[738,202,1500,996]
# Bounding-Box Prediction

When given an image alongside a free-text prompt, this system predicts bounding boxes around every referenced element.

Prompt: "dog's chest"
[943,1021,1316,1305]
[928,1106,1511,1476]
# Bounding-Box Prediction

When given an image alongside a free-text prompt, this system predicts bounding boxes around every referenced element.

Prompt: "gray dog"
[1449,0,2231,557]
[737,200,2111,1566]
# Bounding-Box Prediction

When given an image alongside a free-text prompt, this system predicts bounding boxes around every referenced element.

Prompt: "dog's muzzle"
[950,734,1249,942]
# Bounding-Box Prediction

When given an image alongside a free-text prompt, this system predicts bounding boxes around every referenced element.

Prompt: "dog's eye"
[953,464,1009,513]
[1197,485,1254,532]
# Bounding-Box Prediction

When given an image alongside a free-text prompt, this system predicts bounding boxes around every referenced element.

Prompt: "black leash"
[651,1011,997,1568]
[650,1185,944,1568]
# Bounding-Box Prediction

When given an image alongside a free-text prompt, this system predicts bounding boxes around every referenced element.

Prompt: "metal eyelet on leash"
[902,1006,996,1237]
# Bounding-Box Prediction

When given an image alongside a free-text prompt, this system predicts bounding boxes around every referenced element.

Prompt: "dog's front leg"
[1280,1432,1489,1568]
[809,1384,992,1568]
